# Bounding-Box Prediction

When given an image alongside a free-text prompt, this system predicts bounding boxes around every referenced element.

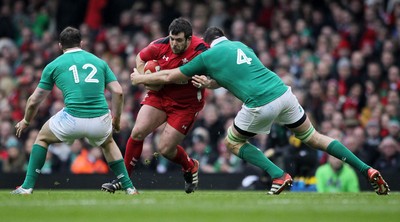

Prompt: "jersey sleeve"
[179,54,208,77]
[138,43,160,61]
[38,63,55,90]
[104,62,117,84]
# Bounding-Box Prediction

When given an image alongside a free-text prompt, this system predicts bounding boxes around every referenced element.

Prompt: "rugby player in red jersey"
[102,18,208,193]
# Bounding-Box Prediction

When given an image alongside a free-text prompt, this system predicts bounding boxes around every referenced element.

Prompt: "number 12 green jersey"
[38,49,117,118]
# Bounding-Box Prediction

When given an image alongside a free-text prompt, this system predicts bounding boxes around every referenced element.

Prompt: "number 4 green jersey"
[180,38,288,108]
[38,49,117,118]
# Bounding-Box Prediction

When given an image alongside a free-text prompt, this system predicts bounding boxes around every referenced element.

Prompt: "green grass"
[1,190,399,222]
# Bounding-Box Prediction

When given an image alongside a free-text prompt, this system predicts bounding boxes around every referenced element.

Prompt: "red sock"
[171,145,194,171]
[124,137,143,175]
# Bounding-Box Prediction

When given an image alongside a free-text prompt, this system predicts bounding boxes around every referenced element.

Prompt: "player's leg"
[288,116,389,194]
[159,104,201,193]
[281,89,389,195]
[157,123,199,193]
[124,104,167,175]
[101,104,166,193]
[11,121,61,194]
[100,135,138,195]
[86,113,138,195]
[224,125,292,195]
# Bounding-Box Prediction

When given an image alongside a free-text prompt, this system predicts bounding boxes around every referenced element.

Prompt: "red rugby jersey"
[139,36,208,107]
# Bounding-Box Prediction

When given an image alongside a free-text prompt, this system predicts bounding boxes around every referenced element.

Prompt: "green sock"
[238,143,284,178]
[108,159,134,189]
[21,144,47,189]
[327,140,370,175]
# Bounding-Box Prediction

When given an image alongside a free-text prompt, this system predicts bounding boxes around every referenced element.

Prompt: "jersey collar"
[64,48,83,54]
[210,37,228,48]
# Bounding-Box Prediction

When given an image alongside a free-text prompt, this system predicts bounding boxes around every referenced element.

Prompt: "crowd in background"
[0,0,399,188]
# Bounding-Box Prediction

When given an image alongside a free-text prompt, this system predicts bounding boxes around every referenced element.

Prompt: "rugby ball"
[144,60,161,74]
[143,60,162,90]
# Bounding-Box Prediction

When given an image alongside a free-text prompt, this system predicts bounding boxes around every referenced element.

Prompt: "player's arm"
[15,87,51,137]
[136,52,163,91]
[136,53,146,74]
[131,67,189,85]
[106,81,124,132]
[191,75,220,89]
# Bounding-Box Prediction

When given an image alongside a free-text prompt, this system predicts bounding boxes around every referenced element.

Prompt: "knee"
[224,136,243,155]
[131,128,146,140]
[223,137,234,152]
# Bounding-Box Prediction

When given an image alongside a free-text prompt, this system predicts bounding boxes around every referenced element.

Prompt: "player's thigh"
[158,123,186,152]
[35,121,62,146]
[132,105,167,139]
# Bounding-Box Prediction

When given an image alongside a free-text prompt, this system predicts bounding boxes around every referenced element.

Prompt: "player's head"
[59,26,81,50]
[203,27,225,45]
[168,18,192,54]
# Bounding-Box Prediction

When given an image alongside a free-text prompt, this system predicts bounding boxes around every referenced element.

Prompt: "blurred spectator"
[71,147,109,174]
[192,103,226,153]
[0,121,20,151]
[315,155,360,193]
[2,144,25,173]
[373,136,400,172]
[48,142,71,173]
[188,127,218,173]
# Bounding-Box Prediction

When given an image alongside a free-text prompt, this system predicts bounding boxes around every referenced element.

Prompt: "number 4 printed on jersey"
[236,49,252,65]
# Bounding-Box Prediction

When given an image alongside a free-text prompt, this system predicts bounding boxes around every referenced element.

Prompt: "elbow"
[111,83,123,96]
[114,88,123,99]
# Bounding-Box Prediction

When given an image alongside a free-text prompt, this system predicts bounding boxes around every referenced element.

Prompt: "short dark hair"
[203,27,225,45]
[168,18,192,39]
[59,26,81,50]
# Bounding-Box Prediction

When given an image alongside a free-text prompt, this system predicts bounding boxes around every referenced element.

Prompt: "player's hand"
[192,75,211,89]
[130,68,142,85]
[112,117,121,133]
[15,119,29,138]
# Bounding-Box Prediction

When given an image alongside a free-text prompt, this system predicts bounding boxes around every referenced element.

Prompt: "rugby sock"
[171,145,194,171]
[124,137,143,175]
[108,159,134,189]
[238,143,284,178]
[327,140,370,175]
[21,144,47,189]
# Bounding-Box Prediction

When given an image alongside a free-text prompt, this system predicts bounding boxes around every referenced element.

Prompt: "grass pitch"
[1,190,399,222]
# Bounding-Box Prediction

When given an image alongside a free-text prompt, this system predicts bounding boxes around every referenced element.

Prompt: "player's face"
[169,32,191,54]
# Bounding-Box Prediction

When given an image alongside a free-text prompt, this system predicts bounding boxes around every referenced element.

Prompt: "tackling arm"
[191,75,221,89]
[131,67,189,86]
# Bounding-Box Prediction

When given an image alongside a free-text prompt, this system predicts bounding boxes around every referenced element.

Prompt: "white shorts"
[49,109,112,146]
[234,87,305,134]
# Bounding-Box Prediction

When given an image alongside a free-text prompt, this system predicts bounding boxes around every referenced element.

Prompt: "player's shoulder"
[151,36,170,45]
[191,36,209,52]
[145,37,170,54]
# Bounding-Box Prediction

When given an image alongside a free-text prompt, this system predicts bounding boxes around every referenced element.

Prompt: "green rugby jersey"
[180,38,288,108]
[38,49,117,118]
